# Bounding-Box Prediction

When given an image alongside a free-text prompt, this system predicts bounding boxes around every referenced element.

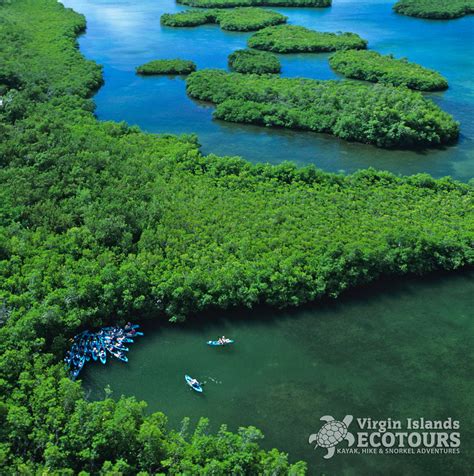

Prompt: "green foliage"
[218,7,286,30]
[161,8,287,31]
[329,50,448,91]
[186,69,459,147]
[176,0,331,7]
[0,0,102,98]
[0,0,473,474]
[228,48,281,73]
[394,0,474,19]
[1,356,306,474]
[161,9,218,27]
[248,24,368,53]
[0,0,308,473]
[136,59,196,75]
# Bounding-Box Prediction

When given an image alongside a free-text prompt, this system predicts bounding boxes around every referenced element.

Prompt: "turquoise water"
[62,0,474,473]
[64,0,474,179]
[83,272,474,474]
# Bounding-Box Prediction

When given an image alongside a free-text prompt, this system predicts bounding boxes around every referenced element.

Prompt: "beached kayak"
[110,350,128,362]
[207,339,234,346]
[66,323,143,377]
[112,343,129,352]
[185,375,203,393]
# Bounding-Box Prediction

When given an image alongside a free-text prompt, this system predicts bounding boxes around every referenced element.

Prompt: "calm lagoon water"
[61,0,474,473]
[63,0,474,179]
[83,272,474,475]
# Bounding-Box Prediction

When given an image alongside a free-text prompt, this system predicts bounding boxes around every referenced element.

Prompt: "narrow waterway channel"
[84,271,474,474]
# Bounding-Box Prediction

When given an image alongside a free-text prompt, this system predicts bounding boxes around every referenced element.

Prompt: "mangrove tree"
[248,25,368,53]
[136,59,197,75]
[329,50,448,91]
[186,69,459,147]
[161,7,287,31]
[228,48,281,73]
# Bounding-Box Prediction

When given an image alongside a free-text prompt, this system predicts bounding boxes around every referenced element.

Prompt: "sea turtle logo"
[309,415,355,459]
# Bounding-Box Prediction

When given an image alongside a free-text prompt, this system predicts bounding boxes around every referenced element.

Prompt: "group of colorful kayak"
[186,336,234,393]
[65,323,144,379]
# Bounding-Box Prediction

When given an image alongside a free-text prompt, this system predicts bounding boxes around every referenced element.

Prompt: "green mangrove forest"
[1,0,473,474]
[0,0,309,472]
[161,7,287,32]
[393,0,474,19]
[136,59,197,75]
[176,0,331,7]
[247,24,368,53]
[228,48,281,73]
[186,69,459,147]
[329,50,449,91]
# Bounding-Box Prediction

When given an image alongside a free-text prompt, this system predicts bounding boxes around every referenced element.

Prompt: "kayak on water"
[65,323,143,378]
[185,375,203,393]
[108,347,128,362]
[84,338,91,361]
[112,342,129,351]
[207,339,234,346]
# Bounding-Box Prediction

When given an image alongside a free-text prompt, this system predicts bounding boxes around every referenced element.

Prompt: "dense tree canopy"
[329,50,448,91]
[161,7,287,31]
[393,0,474,19]
[0,0,472,474]
[228,48,281,73]
[247,24,368,53]
[176,0,331,7]
[0,0,308,473]
[136,59,197,75]
[186,69,459,147]
[162,9,216,27]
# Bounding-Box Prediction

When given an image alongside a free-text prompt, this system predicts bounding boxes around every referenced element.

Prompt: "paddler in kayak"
[218,336,229,345]
[189,377,200,387]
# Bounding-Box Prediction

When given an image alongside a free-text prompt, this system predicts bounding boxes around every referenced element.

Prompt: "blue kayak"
[207,339,234,346]
[185,375,203,393]
[112,343,129,352]
[110,350,128,362]
[99,349,107,364]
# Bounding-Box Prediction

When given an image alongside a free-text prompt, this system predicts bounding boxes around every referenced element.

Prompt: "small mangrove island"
[247,25,368,53]
[186,69,459,148]
[161,7,287,31]
[136,59,197,75]
[176,0,331,7]
[329,50,449,91]
[228,48,281,73]
[393,0,474,19]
